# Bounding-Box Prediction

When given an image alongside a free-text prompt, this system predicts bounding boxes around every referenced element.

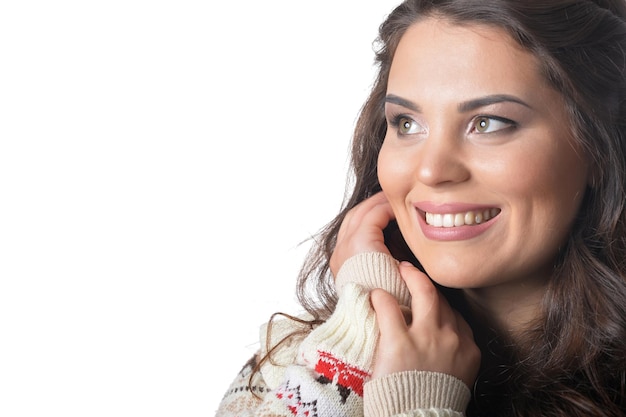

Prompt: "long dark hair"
[290,1,626,416]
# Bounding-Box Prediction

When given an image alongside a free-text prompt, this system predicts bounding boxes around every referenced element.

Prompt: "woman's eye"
[396,116,423,135]
[472,116,514,134]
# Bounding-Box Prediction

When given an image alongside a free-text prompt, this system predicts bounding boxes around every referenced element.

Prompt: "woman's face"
[378,18,589,291]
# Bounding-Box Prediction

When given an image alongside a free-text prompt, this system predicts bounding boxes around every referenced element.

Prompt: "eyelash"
[469,115,517,134]
[387,113,517,136]
[387,113,424,136]
[388,113,405,126]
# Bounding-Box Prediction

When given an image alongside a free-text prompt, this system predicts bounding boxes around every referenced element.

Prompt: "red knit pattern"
[314,350,370,397]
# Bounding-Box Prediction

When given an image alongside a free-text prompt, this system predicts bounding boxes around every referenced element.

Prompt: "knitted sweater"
[215,252,471,417]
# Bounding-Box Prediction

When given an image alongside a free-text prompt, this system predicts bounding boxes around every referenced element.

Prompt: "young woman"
[216,1,626,416]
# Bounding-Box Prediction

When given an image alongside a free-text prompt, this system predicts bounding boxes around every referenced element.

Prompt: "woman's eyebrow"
[458,94,532,112]
[385,94,421,112]
[385,93,532,113]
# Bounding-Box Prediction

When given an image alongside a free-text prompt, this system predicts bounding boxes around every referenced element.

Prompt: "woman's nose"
[414,129,470,187]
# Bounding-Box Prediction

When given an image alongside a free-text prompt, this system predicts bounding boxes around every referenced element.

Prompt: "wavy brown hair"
[258,1,626,415]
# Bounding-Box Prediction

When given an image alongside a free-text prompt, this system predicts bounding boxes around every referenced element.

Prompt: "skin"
[330,18,589,387]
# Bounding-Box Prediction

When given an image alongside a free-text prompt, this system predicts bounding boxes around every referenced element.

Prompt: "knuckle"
[469,343,482,362]
[442,331,462,352]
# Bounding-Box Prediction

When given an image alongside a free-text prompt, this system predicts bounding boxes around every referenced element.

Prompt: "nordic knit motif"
[215,252,471,417]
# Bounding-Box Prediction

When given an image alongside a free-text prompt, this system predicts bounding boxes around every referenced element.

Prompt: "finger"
[370,288,407,336]
[453,309,475,340]
[338,192,395,238]
[363,198,396,230]
[353,190,388,210]
[398,262,449,325]
[339,192,387,226]
[331,193,396,277]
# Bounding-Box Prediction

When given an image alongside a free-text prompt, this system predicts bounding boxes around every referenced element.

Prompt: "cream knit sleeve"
[364,371,470,417]
[336,252,471,417]
[293,282,379,416]
[215,252,471,417]
[334,252,411,308]
[216,279,381,416]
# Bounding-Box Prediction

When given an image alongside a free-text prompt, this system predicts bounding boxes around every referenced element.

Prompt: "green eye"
[398,116,422,135]
[475,117,490,132]
[473,116,514,133]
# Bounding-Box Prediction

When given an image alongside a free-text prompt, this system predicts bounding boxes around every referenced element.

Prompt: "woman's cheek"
[377,144,413,202]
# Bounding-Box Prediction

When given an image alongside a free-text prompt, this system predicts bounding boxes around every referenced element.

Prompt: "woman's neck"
[462,276,547,338]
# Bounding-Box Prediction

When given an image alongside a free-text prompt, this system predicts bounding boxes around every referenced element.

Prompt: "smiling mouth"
[425,208,501,227]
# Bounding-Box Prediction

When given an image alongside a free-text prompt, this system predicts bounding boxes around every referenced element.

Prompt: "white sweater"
[215,252,470,417]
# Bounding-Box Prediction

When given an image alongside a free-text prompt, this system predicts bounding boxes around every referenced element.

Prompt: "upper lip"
[415,201,500,214]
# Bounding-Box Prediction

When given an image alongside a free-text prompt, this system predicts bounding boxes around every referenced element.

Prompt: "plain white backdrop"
[0,1,401,415]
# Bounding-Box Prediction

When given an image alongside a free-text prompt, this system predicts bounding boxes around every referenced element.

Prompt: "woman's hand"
[370,262,481,388]
[329,192,395,278]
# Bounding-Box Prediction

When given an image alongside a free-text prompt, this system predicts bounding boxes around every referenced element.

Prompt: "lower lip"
[417,211,499,241]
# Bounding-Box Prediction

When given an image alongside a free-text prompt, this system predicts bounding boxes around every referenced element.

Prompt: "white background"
[0,1,400,415]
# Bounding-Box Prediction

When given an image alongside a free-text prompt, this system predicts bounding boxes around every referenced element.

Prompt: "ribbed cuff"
[297,283,378,374]
[335,252,411,308]
[363,371,471,417]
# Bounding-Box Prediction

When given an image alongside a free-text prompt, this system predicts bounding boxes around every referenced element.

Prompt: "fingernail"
[399,261,413,267]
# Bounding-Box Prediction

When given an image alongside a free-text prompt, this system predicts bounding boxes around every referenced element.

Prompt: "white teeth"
[425,209,500,227]
[425,212,443,227]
